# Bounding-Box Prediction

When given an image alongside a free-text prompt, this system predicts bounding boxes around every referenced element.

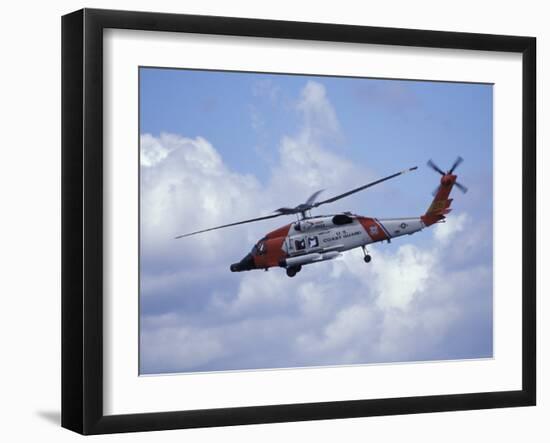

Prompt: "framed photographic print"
[61,8,536,435]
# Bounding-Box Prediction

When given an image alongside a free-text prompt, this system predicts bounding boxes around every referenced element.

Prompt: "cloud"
[433,212,469,244]
[140,133,171,167]
[140,133,264,269]
[141,321,227,373]
[139,80,493,374]
[297,80,340,137]
[372,244,435,310]
[269,81,369,202]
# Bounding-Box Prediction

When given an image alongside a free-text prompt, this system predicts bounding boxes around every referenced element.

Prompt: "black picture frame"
[62,8,536,435]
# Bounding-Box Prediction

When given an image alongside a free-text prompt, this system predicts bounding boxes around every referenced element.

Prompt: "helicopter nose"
[230,253,255,272]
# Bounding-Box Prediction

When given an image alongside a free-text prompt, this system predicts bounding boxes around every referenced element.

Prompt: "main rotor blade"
[427,159,445,175]
[274,207,296,215]
[313,166,418,208]
[305,189,324,206]
[449,156,464,174]
[175,213,284,239]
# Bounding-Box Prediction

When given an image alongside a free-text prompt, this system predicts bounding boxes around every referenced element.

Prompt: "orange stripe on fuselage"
[253,223,291,269]
[357,217,388,242]
[265,224,292,240]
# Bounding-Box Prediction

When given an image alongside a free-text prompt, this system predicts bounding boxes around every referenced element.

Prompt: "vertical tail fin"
[421,175,456,227]
[423,157,467,227]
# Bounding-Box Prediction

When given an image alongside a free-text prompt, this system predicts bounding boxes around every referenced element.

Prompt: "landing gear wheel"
[286,265,302,277]
[361,245,372,263]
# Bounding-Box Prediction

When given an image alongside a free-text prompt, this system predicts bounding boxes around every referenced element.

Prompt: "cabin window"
[308,236,319,248]
[295,239,306,250]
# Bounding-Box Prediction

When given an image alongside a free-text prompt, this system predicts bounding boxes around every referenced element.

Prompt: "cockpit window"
[257,241,266,255]
[252,238,267,255]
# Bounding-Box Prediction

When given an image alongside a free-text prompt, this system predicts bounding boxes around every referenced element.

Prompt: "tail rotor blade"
[449,156,464,173]
[427,159,445,176]
[455,181,468,194]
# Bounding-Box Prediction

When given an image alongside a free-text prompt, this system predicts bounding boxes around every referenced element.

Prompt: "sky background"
[139,67,493,375]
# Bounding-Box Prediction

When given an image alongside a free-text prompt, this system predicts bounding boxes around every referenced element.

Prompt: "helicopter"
[175,157,467,277]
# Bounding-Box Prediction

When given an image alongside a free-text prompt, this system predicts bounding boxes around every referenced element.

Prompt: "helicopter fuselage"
[230,213,425,273]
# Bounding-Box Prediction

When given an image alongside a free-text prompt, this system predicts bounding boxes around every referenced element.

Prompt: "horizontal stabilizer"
[423,198,454,227]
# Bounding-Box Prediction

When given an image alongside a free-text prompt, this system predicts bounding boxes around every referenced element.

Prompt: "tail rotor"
[449,156,464,174]
[423,156,467,227]
[427,156,468,195]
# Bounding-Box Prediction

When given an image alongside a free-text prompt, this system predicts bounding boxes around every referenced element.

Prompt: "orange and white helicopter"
[176,157,467,277]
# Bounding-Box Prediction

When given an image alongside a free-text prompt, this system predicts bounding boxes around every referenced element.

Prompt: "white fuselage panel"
[283,215,424,258]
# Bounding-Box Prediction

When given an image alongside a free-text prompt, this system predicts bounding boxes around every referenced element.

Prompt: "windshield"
[251,238,267,255]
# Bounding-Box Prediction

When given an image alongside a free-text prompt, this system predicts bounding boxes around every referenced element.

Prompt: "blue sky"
[139,67,493,374]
